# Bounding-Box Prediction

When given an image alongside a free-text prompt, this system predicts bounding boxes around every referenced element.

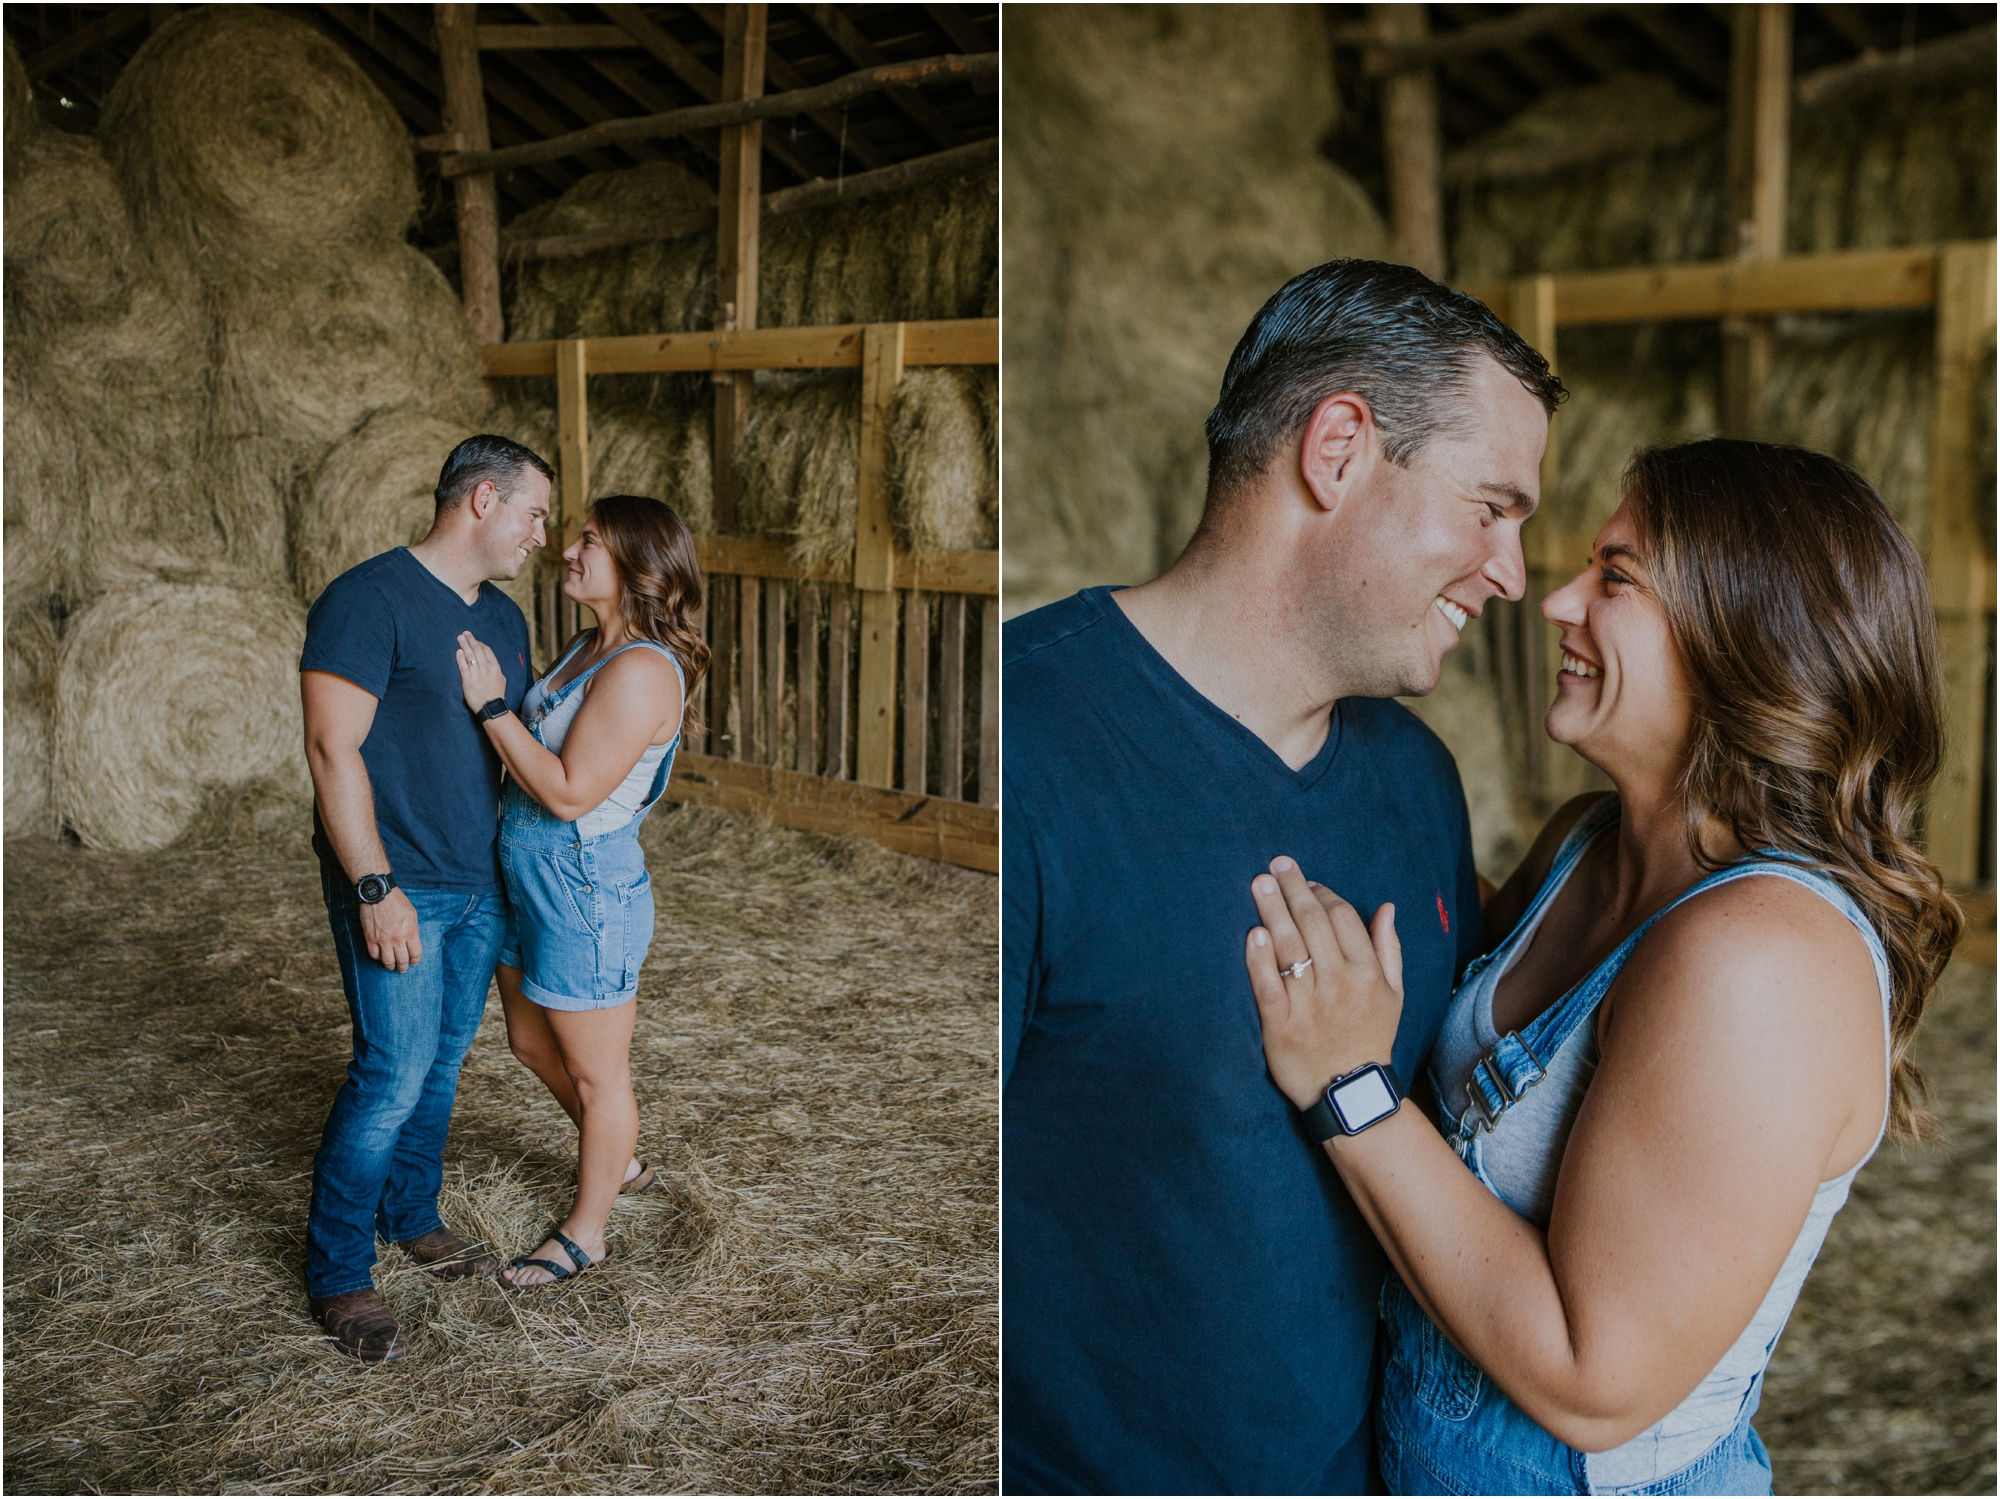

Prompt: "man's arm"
[301,670,422,973]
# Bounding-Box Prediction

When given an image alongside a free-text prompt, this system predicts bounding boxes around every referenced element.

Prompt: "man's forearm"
[308,744,392,882]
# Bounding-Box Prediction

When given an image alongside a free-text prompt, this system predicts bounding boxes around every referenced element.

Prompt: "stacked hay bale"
[4,9,493,851]
[1000,5,1392,613]
[496,153,998,572]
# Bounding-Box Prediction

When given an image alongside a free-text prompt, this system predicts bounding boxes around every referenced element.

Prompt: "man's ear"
[1299,393,1374,514]
[467,479,499,520]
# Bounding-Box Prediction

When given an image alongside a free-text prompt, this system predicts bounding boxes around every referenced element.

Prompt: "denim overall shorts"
[1377,799,1891,1496]
[497,636,682,1011]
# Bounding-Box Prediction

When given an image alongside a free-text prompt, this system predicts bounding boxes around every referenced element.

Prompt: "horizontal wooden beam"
[696,536,998,595]
[1462,244,1944,327]
[481,318,997,376]
[662,752,997,871]
[494,137,996,263]
[441,51,996,177]
[26,7,150,79]
[477,24,639,48]
[1352,3,1624,71]
[1796,20,1996,107]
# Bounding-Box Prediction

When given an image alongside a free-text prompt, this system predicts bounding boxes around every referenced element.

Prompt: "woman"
[1243,440,1960,1494]
[454,494,709,1290]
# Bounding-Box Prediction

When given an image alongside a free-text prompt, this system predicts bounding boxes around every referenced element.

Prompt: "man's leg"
[305,874,462,1300]
[373,891,508,1246]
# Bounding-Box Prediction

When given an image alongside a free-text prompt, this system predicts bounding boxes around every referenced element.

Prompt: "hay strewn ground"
[2,805,997,1494]
[1760,920,1997,1497]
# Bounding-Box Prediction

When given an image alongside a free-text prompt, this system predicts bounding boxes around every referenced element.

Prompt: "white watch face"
[1330,1069,1398,1132]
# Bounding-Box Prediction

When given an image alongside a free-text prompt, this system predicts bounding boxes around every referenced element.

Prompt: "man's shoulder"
[313,549,410,611]
[1002,589,1117,673]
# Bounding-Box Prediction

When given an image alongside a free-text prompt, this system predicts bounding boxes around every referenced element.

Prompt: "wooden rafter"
[684,2,893,171]
[798,4,960,150]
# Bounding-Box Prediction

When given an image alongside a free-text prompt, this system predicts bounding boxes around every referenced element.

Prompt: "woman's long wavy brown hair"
[589,494,712,734]
[1623,439,1962,1139]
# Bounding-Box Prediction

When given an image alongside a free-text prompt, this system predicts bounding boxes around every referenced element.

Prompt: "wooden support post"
[435,5,505,361]
[939,591,966,799]
[1372,4,1446,282]
[1505,277,1574,809]
[555,337,589,648]
[738,573,762,762]
[710,575,737,758]
[711,3,767,533]
[854,323,906,787]
[764,577,787,771]
[977,595,999,806]
[1721,3,1791,437]
[901,591,931,793]
[797,583,821,775]
[826,586,853,779]
[695,587,712,754]
[1924,240,1997,884]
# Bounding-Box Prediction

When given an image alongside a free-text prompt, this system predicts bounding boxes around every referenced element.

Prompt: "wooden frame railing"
[1464,241,1997,884]
[478,316,1000,873]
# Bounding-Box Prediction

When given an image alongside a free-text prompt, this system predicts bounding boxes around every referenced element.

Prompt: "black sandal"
[504,1228,607,1289]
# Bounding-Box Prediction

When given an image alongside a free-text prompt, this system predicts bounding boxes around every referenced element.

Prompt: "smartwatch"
[476,697,511,723]
[356,872,398,905]
[1301,1061,1403,1143]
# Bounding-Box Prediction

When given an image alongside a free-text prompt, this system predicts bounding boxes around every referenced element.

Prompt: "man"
[1002,260,1566,1492]
[299,434,552,1360]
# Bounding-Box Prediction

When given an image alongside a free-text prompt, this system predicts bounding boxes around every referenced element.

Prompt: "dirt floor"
[3,803,997,1495]
[1758,892,1997,1497]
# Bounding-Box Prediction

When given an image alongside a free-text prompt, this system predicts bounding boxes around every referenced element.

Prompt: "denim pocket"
[615,870,654,990]
[549,850,600,937]
[1385,1276,1484,1422]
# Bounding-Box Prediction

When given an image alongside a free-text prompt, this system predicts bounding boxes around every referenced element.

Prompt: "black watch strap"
[477,697,511,722]
[356,872,398,905]
[1302,1062,1404,1143]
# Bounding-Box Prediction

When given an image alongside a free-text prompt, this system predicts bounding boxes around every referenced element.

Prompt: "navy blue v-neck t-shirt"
[301,548,531,893]
[1002,587,1483,1496]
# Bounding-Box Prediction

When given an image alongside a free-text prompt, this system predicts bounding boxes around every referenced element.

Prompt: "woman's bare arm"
[1248,863,1881,1450]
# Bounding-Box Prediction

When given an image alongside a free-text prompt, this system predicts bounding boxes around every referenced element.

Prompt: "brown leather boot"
[308,1288,411,1361]
[393,1227,501,1280]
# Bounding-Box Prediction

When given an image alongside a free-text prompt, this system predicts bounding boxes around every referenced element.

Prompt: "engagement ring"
[1284,958,1313,979]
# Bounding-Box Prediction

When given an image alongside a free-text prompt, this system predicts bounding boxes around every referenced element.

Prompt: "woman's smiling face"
[1540,495,1694,787]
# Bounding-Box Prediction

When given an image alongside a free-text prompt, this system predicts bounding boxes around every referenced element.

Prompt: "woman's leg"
[500,965,645,1186]
[501,997,639,1287]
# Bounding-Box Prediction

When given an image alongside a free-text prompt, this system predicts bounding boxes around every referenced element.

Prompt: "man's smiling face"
[1312,355,1548,699]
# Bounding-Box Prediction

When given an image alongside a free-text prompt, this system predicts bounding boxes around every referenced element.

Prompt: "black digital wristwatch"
[356,872,398,905]
[1302,1061,1404,1143]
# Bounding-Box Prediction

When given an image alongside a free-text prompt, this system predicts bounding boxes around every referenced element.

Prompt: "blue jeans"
[305,868,507,1298]
[1376,1276,1773,1496]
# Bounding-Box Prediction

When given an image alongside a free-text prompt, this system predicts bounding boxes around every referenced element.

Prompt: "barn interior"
[5,4,996,1491]
[1002,5,1994,1495]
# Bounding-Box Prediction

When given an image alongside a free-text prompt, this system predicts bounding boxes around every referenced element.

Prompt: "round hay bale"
[587,399,714,535]
[738,372,860,572]
[3,347,89,608]
[5,607,60,840]
[220,246,483,451]
[97,5,417,262]
[53,582,309,852]
[294,405,483,606]
[888,366,997,557]
[4,104,138,334]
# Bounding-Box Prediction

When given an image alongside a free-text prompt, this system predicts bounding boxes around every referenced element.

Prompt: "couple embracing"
[1003,260,1961,1495]
[299,436,709,1360]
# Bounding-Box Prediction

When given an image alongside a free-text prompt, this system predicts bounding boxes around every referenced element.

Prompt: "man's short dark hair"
[434,434,557,514]
[1203,259,1568,504]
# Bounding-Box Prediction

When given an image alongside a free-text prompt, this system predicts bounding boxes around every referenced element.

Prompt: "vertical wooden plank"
[1720,3,1791,436]
[555,337,590,650]
[826,586,853,779]
[711,3,767,533]
[1507,278,1561,810]
[435,5,505,360]
[695,585,712,755]
[1924,240,1998,883]
[797,582,821,775]
[738,573,762,762]
[764,576,787,772]
[854,323,907,786]
[710,574,737,759]
[901,591,930,793]
[1371,4,1445,282]
[939,591,966,800]
[977,595,999,807]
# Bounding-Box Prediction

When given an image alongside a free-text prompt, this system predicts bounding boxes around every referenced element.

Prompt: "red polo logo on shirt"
[1436,891,1449,934]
